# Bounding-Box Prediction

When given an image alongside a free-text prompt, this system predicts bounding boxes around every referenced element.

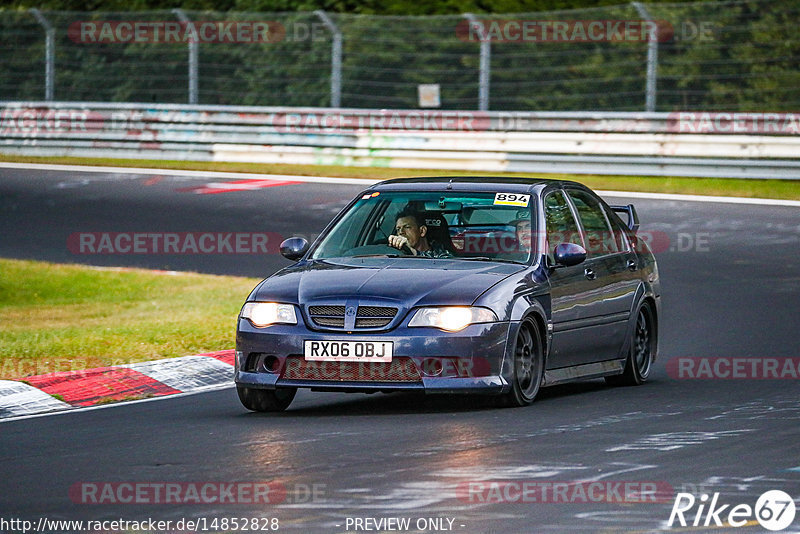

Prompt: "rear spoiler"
[610,204,640,232]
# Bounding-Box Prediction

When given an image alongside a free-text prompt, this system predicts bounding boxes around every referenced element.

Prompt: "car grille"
[282,356,421,382]
[308,305,398,329]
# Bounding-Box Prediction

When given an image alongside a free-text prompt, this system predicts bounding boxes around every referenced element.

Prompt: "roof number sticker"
[494,193,530,207]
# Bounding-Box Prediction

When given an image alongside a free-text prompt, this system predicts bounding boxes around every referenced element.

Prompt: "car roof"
[370,176,586,194]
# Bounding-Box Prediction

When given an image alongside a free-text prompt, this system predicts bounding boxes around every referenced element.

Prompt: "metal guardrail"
[1,102,799,179]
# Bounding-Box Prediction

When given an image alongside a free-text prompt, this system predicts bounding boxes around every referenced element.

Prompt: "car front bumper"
[235,320,513,395]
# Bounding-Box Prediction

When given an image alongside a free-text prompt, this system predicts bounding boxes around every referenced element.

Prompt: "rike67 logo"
[669,490,796,531]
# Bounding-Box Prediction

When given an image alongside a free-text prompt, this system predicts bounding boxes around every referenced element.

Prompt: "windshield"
[310,191,534,263]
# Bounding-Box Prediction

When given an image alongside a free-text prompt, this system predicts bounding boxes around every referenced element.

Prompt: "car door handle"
[627,259,637,271]
[584,268,596,280]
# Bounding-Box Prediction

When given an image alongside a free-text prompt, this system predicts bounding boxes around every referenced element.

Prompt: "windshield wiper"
[458,256,526,265]
[351,254,401,258]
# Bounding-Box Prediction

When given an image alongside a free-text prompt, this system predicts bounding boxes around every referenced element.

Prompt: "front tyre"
[606,301,655,386]
[496,319,544,407]
[237,386,296,412]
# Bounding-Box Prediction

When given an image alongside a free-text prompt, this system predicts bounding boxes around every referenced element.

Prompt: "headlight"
[241,302,297,328]
[408,306,497,332]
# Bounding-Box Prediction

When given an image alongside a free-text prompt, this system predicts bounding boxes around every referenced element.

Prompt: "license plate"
[304,340,393,362]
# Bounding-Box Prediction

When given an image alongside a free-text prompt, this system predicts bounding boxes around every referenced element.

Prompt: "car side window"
[544,191,583,263]
[608,214,631,253]
[566,189,619,257]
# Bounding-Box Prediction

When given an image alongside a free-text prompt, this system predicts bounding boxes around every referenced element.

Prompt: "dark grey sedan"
[235,177,660,411]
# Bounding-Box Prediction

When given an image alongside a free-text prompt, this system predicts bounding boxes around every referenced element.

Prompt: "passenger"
[388,209,452,258]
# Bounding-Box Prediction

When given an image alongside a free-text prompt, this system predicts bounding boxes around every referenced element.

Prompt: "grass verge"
[2,155,799,200]
[0,258,259,380]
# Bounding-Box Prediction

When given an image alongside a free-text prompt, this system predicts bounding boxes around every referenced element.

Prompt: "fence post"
[172,9,198,104]
[463,13,490,111]
[29,9,54,101]
[315,10,342,108]
[632,2,658,112]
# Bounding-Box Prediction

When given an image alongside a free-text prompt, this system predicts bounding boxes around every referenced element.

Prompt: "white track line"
[597,189,800,207]
[0,383,233,424]
[0,161,374,185]
[2,161,800,206]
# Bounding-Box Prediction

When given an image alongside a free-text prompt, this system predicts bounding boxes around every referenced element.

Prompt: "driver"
[513,218,532,253]
[498,213,532,261]
[388,209,452,258]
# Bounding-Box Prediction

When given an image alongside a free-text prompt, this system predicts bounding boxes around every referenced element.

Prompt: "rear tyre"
[237,386,296,412]
[495,319,544,407]
[606,301,655,386]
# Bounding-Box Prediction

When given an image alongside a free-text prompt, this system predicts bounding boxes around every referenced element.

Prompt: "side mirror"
[553,242,587,267]
[280,237,309,261]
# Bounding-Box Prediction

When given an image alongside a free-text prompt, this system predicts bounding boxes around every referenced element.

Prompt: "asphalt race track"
[1,166,799,533]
